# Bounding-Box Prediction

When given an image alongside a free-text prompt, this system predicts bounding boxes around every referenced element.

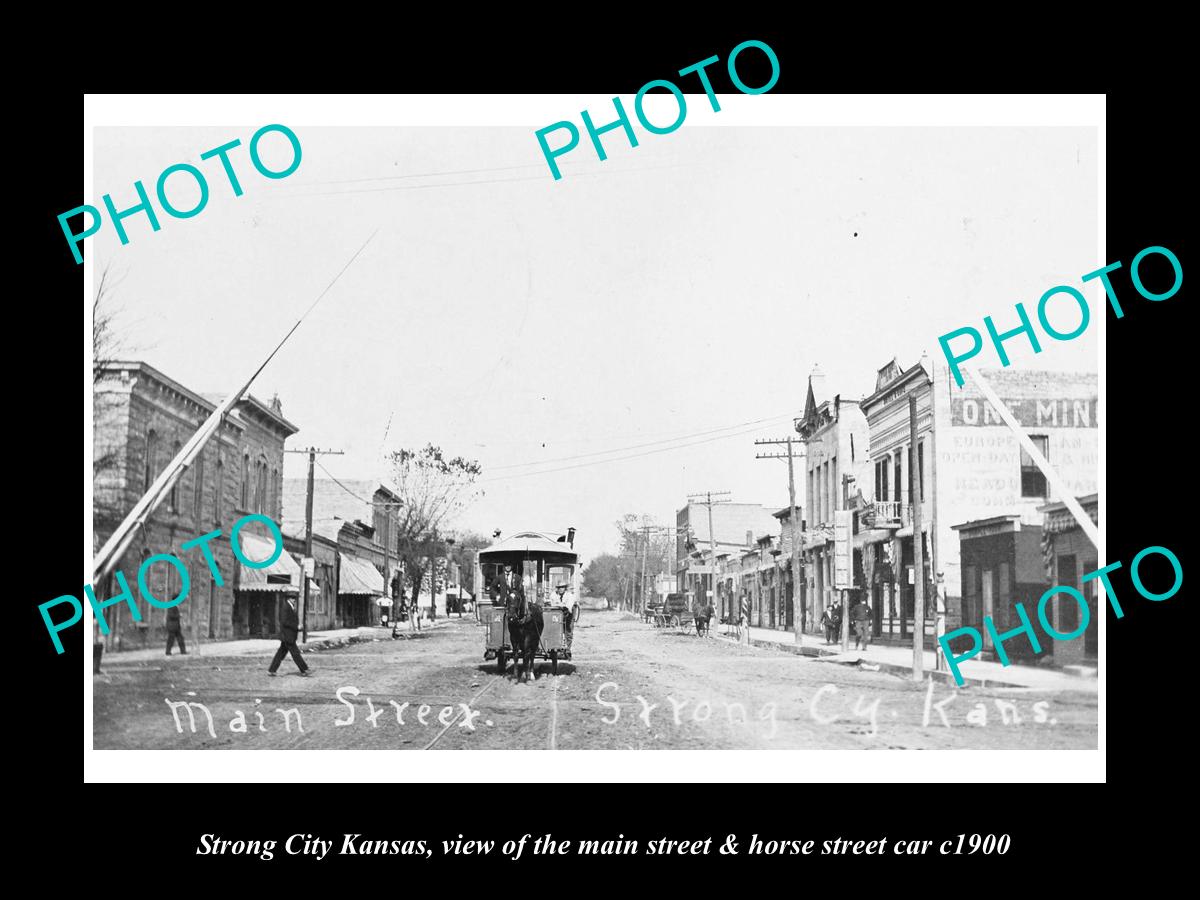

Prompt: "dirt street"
[93,611,1098,750]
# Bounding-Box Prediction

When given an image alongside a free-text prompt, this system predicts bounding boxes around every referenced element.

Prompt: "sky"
[92,123,1098,559]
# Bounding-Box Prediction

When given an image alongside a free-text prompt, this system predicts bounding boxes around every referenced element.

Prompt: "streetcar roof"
[479,531,579,561]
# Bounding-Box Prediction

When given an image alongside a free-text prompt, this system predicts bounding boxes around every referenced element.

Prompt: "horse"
[694,601,714,637]
[505,589,544,683]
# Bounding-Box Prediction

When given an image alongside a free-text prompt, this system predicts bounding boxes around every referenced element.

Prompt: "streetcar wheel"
[550,650,558,675]
[496,650,506,674]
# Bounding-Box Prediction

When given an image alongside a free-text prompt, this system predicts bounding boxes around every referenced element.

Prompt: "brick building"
[676,501,778,623]
[794,365,870,635]
[92,362,299,650]
[1037,494,1099,666]
[282,478,402,628]
[853,355,1097,648]
[282,528,339,632]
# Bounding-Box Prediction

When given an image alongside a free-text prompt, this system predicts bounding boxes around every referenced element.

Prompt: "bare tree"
[614,514,674,612]
[387,445,483,627]
[92,266,133,538]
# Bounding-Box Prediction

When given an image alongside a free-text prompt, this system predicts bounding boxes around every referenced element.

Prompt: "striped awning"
[339,553,383,595]
[236,533,301,592]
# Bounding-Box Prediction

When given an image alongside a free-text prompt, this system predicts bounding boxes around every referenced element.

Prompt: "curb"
[711,630,1027,689]
[302,621,452,653]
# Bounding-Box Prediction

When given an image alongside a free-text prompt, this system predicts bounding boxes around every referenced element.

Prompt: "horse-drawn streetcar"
[475,530,581,680]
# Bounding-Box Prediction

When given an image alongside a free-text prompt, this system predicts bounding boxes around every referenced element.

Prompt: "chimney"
[746,530,753,547]
[567,526,576,548]
[808,364,827,407]
[270,392,283,414]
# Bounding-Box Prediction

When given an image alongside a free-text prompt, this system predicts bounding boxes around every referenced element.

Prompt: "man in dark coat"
[851,597,872,650]
[268,596,310,676]
[165,604,187,655]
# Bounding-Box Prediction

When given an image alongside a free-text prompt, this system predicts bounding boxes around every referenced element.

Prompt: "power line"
[313,460,402,508]
[479,422,780,483]
[488,412,797,470]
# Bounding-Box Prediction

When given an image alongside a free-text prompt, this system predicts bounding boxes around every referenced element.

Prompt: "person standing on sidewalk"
[851,596,872,651]
[820,605,835,644]
[268,596,311,677]
[165,604,187,656]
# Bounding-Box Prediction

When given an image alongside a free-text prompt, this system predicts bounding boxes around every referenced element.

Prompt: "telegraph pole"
[284,447,344,643]
[640,524,650,614]
[688,491,734,641]
[755,437,805,648]
[909,395,925,681]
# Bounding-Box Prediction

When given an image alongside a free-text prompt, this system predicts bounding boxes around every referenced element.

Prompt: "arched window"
[193,450,205,522]
[143,429,158,492]
[255,456,268,514]
[213,450,224,526]
[168,440,182,512]
[241,453,251,509]
[271,467,279,517]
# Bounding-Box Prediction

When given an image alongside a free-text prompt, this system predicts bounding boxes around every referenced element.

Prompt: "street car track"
[423,676,501,750]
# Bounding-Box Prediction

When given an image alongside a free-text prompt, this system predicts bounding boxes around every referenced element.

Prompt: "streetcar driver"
[554,583,579,650]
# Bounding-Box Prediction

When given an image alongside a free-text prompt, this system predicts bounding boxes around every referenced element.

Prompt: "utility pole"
[284,447,344,644]
[640,525,650,614]
[688,491,734,641]
[755,438,806,648]
[428,528,438,622]
[909,395,925,681]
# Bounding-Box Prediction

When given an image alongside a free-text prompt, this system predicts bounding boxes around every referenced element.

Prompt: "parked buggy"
[649,592,693,631]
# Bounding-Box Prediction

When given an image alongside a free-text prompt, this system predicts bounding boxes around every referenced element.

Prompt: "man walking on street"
[851,596,872,651]
[268,596,311,677]
[165,604,187,656]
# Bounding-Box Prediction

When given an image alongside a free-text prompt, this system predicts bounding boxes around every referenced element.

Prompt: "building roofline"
[1037,493,1099,514]
[951,514,1023,532]
[101,361,218,415]
[100,361,299,435]
[861,361,931,408]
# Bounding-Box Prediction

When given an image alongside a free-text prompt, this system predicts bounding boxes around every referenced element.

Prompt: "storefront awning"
[237,533,302,592]
[339,553,383,595]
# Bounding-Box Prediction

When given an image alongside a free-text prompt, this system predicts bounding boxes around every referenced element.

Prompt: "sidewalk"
[96,618,458,666]
[712,623,1097,692]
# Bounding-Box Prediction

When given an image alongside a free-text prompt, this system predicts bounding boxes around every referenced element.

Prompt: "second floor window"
[193,452,205,522]
[255,457,268,514]
[168,440,182,511]
[241,453,250,509]
[144,429,158,492]
[213,453,223,526]
[918,440,926,502]
[1020,435,1049,498]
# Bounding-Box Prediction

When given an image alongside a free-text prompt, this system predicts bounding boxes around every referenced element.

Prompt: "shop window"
[1057,554,1079,633]
[963,565,979,627]
[1021,436,1049,498]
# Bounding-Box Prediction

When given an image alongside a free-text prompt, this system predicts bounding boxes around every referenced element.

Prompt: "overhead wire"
[488,412,798,470]
[309,411,801,488]
[480,421,790,483]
